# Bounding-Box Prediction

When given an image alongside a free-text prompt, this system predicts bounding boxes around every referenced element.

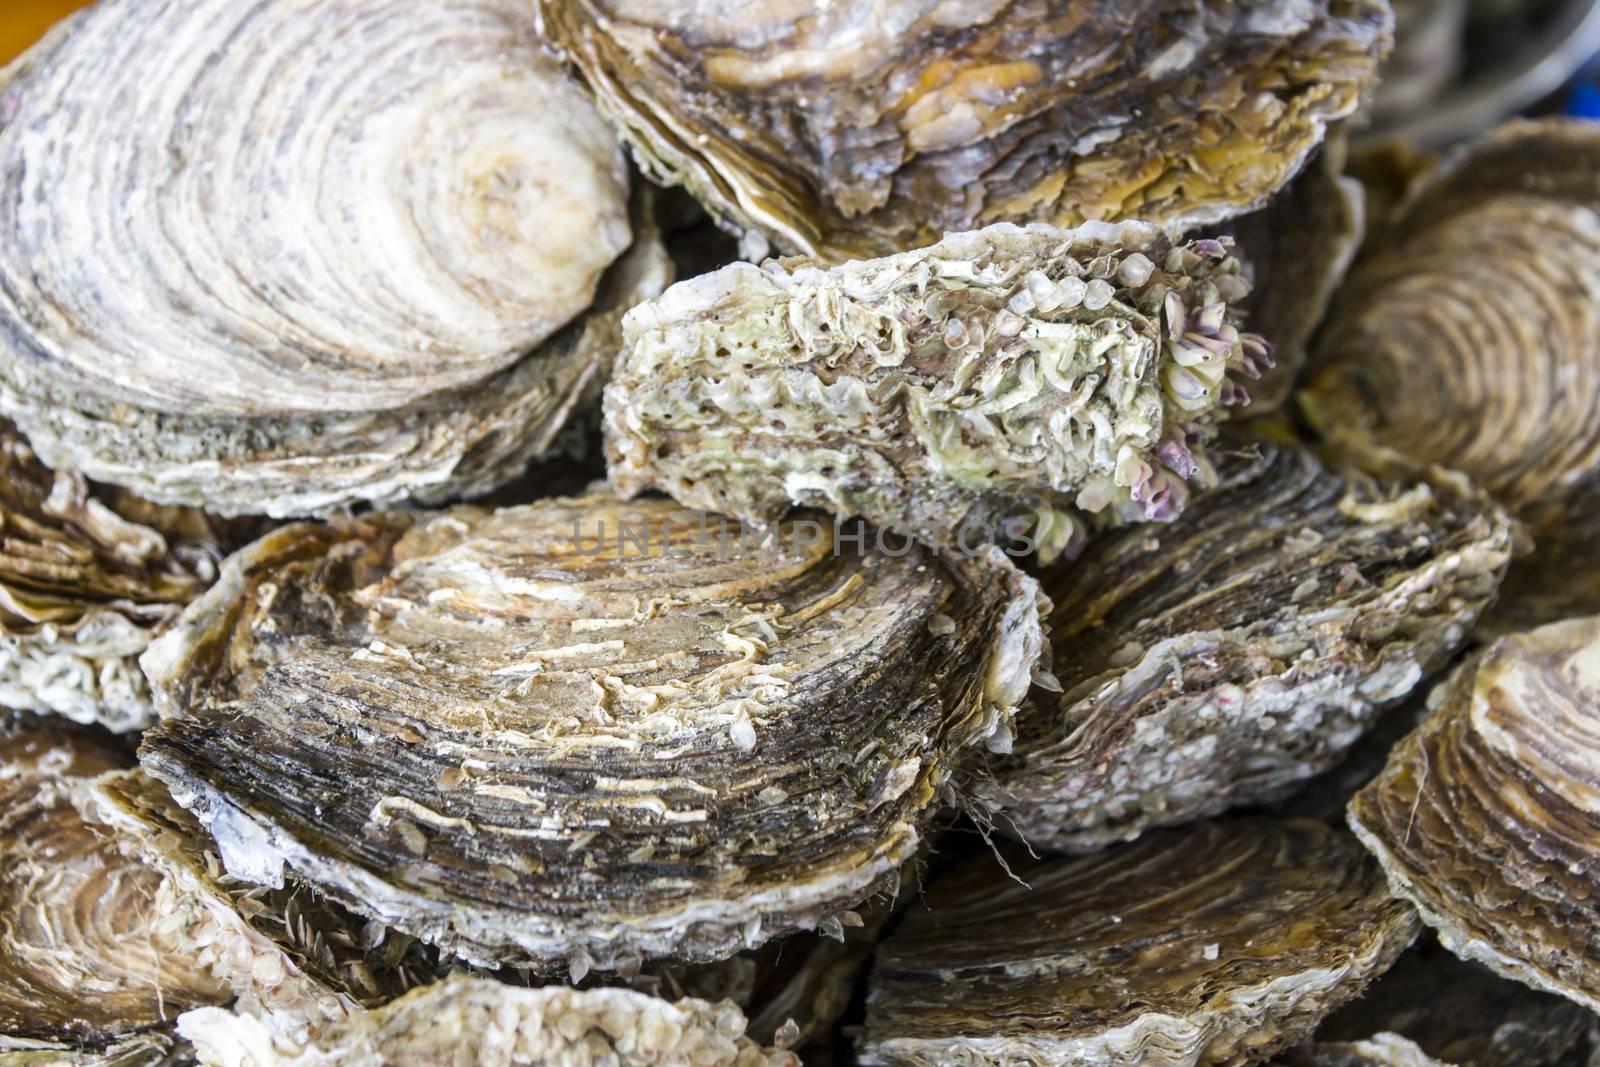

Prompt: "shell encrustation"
[0,0,667,519]
[607,222,1266,561]
[1348,614,1600,1014]
[1303,118,1600,626]
[178,974,797,1067]
[537,0,1392,261]
[137,494,1048,971]
[857,818,1420,1067]
[975,437,1513,852]
[0,717,228,1054]
[0,420,250,733]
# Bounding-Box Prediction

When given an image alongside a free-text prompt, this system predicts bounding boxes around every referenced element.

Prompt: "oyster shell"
[0,420,251,733]
[1314,939,1591,1067]
[537,0,1392,261]
[1303,118,1600,626]
[857,817,1420,1067]
[0,1034,195,1067]
[975,436,1513,852]
[0,717,228,1053]
[1274,1034,1445,1067]
[138,494,1047,970]
[0,0,669,519]
[1348,614,1600,1013]
[607,221,1264,561]
[178,974,796,1067]
[1225,138,1366,413]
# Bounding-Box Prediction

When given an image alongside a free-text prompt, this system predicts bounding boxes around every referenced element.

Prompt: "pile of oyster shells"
[4,1,1600,1065]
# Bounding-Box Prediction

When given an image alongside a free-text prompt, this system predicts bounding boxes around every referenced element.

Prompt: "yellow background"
[0,1,91,66]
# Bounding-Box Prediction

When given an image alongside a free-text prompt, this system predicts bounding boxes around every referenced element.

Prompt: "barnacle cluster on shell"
[0,0,669,520]
[1305,119,1600,626]
[858,818,1420,1067]
[976,436,1513,851]
[538,0,1392,261]
[607,222,1268,561]
[1349,614,1600,1014]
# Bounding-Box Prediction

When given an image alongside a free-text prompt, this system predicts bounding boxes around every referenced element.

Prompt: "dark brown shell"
[137,494,1046,971]
[858,818,1420,1067]
[976,436,1514,852]
[538,0,1392,261]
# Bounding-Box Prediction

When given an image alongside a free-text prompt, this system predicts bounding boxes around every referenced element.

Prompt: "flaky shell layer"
[139,494,1047,971]
[538,0,1391,261]
[1348,614,1600,1014]
[858,818,1420,1067]
[0,0,666,518]
[0,422,251,732]
[976,437,1513,852]
[1304,119,1600,626]
[607,221,1265,561]
[0,718,228,1052]
[178,974,796,1067]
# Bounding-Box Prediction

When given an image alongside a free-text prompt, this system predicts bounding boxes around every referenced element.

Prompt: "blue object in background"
[1566,59,1600,117]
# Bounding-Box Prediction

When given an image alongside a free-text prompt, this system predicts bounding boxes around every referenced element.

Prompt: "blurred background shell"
[538,0,1392,261]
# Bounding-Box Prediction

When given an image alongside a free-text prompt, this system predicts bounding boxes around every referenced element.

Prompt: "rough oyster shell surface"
[976,436,1513,852]
[538,0,1392,260]
[607,221,1265,561]
[1304,118,1600,626]
[0,717,228,1051]
[1348,613,1600,1013]
[0,421,252,733]
[138,494,1047,971]
[178,974,795,1067]
[858,817,1420,1067]
[0,0,667,518]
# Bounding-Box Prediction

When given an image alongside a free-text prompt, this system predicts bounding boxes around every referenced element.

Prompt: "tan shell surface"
[858,818,1420,1067]
[1349,614,1600,1014]
[177,974,797,1067]
[977,437,1513,852]
[539,0,1391,261]
[1304,119,1600,626]
[137,494,1047,970]
[0,718,228,1051]
[607,221,1264,561]
[0,0,667,519]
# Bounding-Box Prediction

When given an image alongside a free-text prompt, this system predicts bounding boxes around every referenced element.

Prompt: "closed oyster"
[0,718,228,1054]
[975,437,1513,852]
[1,1034,195,1067]
[607,222,1264,561]
[138,495,1047,971]
[178,974,796,1067]
[1303,119,1600,626]
[0,0,668,519]
[0,420,250,733]
[1314,939,1591,1067]
[1348,614,1600,1013]
[537,0,1392,261]
[857,818,1420,1067]
[1225,137,1366,413]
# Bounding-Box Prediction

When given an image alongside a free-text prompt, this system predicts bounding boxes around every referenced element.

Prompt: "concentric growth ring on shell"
[1304,119,1600,625]
[0,0,668,519]
[137,494,1048,972]
[858,818,1420,1067]
[1349,614,1600,1015]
